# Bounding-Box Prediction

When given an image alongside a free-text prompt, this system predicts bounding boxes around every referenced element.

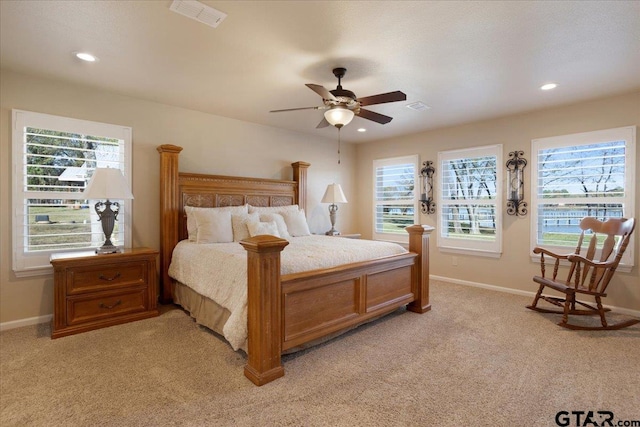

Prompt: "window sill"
[438,247,502,258]
[529,255,633,273]
[13,265,53,278]
[373,232,409,245]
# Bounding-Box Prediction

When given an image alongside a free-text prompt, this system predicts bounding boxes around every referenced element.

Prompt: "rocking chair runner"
[527,217,637,330]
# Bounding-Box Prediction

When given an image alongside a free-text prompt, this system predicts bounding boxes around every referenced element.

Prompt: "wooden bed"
[157,144,433,385]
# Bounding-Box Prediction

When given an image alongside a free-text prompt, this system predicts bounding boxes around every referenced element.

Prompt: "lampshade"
[324,106,355,128]
[83,168,134,200]
[321,183,348,204]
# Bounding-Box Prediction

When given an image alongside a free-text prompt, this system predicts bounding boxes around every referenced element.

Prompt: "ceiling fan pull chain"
[338,128,341,165]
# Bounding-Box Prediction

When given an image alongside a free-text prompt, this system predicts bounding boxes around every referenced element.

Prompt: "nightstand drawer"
[67,288,148,325]
[67,261,147,294]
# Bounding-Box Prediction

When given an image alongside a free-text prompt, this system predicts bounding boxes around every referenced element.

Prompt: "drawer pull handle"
[99,273,121,281]
[99,300,122,310]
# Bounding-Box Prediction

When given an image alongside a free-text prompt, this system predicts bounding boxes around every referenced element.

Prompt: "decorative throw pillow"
[247,220,280,238]
[231,212,260,241]
[185,205,248,241]
[282,209,311,237]
[193,210,233,243]
[248,204,299,215]
[259,213,291,239]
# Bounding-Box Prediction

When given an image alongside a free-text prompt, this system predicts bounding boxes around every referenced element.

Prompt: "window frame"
[530,126,636,270]
[11,109,133,277]
[436,144,503,257]
[372,155,419,244]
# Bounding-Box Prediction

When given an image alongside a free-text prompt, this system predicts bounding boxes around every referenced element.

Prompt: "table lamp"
[83,167,134,254]
[321,183,348,235]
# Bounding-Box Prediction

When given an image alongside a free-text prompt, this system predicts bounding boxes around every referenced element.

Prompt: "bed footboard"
[240,225,432,386]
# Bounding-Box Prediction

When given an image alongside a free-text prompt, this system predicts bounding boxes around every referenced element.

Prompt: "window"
[531,126,635,269]
[437,145,503,256]
[12,110,132,276]
[373,155,418,243]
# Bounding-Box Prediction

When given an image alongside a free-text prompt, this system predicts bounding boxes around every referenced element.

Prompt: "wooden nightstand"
[50,247,159,339]
[332,233,361,239]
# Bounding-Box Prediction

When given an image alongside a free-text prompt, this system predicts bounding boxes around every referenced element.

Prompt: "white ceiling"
[1,1,639,143]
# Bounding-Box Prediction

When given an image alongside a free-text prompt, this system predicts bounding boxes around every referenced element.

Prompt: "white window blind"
[12,110,132,276]
[530,126,635,268]
[373,155,418,243]
[437,145,503,256]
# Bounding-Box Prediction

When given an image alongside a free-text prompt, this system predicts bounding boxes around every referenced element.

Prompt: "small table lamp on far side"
[83,167,134,254]
[321,183,348,235]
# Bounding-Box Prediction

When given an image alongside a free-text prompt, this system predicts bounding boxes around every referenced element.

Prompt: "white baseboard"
[0,314,52,332]
[431,275,640,318]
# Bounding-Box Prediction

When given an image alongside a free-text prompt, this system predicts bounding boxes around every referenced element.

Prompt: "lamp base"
[325,203,341,236]
[94,199,122,255]
[95,244,121,255]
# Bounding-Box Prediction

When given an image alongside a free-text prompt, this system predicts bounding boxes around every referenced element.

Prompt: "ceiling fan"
[270,67,407,129]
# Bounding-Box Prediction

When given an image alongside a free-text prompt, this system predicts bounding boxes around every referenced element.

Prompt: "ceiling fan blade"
[358,108,393,124]
[270,106,326,113]
[316,117,331,128]
[358,91,407,106]
[306,84,337,101]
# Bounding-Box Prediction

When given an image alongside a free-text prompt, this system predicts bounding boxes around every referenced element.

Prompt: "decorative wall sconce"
[420,160,436,214]
[506,150,527,216]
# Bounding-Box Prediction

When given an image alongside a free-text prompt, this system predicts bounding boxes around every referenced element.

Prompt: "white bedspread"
[168,235,407,351]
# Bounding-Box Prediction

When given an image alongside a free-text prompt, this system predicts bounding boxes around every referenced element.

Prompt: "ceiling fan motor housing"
[327,89,359,110]
[328,67,359,109]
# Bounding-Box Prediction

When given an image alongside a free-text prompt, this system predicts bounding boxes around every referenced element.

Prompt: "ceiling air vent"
[406,101,431,111]
[169,0,227,28]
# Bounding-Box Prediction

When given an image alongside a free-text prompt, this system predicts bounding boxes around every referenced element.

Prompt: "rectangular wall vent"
[406,101,431,111]
[170,0,227,28]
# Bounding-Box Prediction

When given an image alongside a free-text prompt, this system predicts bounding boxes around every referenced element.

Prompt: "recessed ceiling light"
[540,83,557,91]
[75,52,98,62]
[357,128,366,132]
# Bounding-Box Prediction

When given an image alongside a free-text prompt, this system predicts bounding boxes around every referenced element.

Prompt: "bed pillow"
[185,205,248,241]
[248,204,299,215]
[247,220,280,238]
[231,212,260,241]
[282,209,311,237]
[259,213,291,239]
[193,210,233,243]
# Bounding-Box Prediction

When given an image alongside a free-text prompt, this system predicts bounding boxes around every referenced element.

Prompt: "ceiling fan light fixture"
[324,106,354,128]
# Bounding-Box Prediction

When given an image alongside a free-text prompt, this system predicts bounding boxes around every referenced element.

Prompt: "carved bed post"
[240,235,290,386]
[291,161,310,214]
[406,225,434,313]
[157,144,183,304]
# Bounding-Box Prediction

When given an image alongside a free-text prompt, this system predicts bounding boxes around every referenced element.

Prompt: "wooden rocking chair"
[527,217,637,330]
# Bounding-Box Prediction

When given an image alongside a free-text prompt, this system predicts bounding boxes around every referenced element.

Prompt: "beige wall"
[356,91,640,311]
[2,69,638,325]
[0,70,356,324]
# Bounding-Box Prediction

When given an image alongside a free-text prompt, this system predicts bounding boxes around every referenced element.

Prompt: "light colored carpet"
[1,280,639,427]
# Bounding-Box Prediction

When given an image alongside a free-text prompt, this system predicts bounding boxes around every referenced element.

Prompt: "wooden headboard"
[157,144,310,303]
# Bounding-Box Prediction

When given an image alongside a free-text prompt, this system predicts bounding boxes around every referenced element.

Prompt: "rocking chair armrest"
[567,254,616,269]
[532,247,571,260]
